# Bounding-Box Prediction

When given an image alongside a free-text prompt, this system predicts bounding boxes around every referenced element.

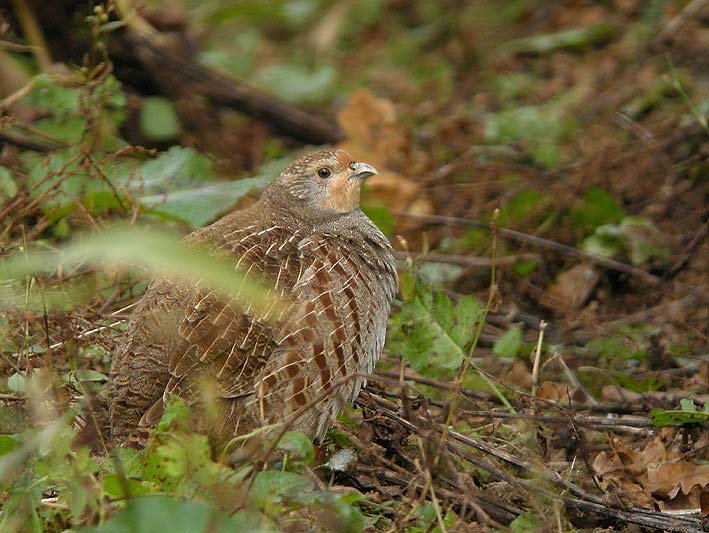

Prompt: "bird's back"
[109,201,397,446]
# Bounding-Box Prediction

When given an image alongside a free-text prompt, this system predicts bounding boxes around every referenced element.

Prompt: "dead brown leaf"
[594,434,709,513]
[537,381,572,402]
[337,89,432,216]
[540,263,600,315]
[505,359,533,389]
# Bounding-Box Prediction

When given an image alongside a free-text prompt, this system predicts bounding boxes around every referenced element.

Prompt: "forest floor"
[0,1,707,532]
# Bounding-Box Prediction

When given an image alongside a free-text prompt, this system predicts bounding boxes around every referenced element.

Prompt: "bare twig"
[654,0,709,44]
[0,129,56,152]
[530,320,546,399]
[547,351,597,405]
[374,368,490,401]
[664,218,708,279]
[360,391,707,532]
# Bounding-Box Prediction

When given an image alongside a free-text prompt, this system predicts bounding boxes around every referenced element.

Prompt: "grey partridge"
[108,148,397,447]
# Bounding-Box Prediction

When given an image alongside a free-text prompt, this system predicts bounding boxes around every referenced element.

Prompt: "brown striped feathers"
[108,149,397,447]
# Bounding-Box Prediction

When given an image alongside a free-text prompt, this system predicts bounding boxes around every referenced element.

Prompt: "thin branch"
[568,289,708,344]
[654,0,709,44]
[113,4,343,144]
[393,212,662,286]
[393,250,540,268]
[0,129,56,152]
[11,0,52,71]
[664,218,708,279]
[360,391,707,533]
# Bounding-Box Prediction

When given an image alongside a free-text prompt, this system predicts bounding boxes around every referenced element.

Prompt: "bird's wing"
[162,223,307,404]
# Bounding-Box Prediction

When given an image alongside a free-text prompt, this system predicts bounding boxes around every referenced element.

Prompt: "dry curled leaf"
[594,434,709,513]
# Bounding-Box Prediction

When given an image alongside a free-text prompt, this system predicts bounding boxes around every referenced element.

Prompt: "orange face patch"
[319,173,361,213]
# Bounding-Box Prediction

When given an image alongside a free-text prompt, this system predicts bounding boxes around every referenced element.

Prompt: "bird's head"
[275,148,377,216]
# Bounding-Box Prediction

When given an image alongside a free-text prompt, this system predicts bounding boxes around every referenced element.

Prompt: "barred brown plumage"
[108,148,398,447]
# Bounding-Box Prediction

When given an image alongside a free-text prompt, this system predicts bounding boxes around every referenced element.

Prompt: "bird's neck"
[258,184,353,230]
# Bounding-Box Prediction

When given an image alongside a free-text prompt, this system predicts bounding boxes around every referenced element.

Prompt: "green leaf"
[680,399,697,412]
[156,397,192,433]
[106,447,143,479]
[0,435,17,456]
[579,233,622,259]
[33,115,87,143]
[6,372,28,393]
[139,97,181,141]
[22,75,81,114]
[509,511,542,533]
[498,189,547,227]
[250,470,314,509]
[586,330,649,363]
[388,278,482,378]
[140,175,270,228]
[484,104,576,167]
[80,495,278,533]
[0,167,17,199]
[360,204,395,238]
[512,259,538,276]
[124,146,269,228]
[580,216,669,267]
[277,432,314,466]
[253,64,336,104]
[69,369,108,383]
[102,474,150,500]
[502,22,615,55]
[416,262,465,286]
[649,409,709,427]
[24,149,90,207]
[570,188,626,236]
[619,217,669,267]
[138,146,215,191]
[493,327,522,358]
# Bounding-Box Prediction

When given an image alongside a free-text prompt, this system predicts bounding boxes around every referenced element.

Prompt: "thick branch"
[118,25,344,145]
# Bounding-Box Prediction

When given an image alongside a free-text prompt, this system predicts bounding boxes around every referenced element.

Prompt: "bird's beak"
[349,162,378,180]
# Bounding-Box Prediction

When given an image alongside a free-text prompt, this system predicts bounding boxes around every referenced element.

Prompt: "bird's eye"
[317,167,332,178]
